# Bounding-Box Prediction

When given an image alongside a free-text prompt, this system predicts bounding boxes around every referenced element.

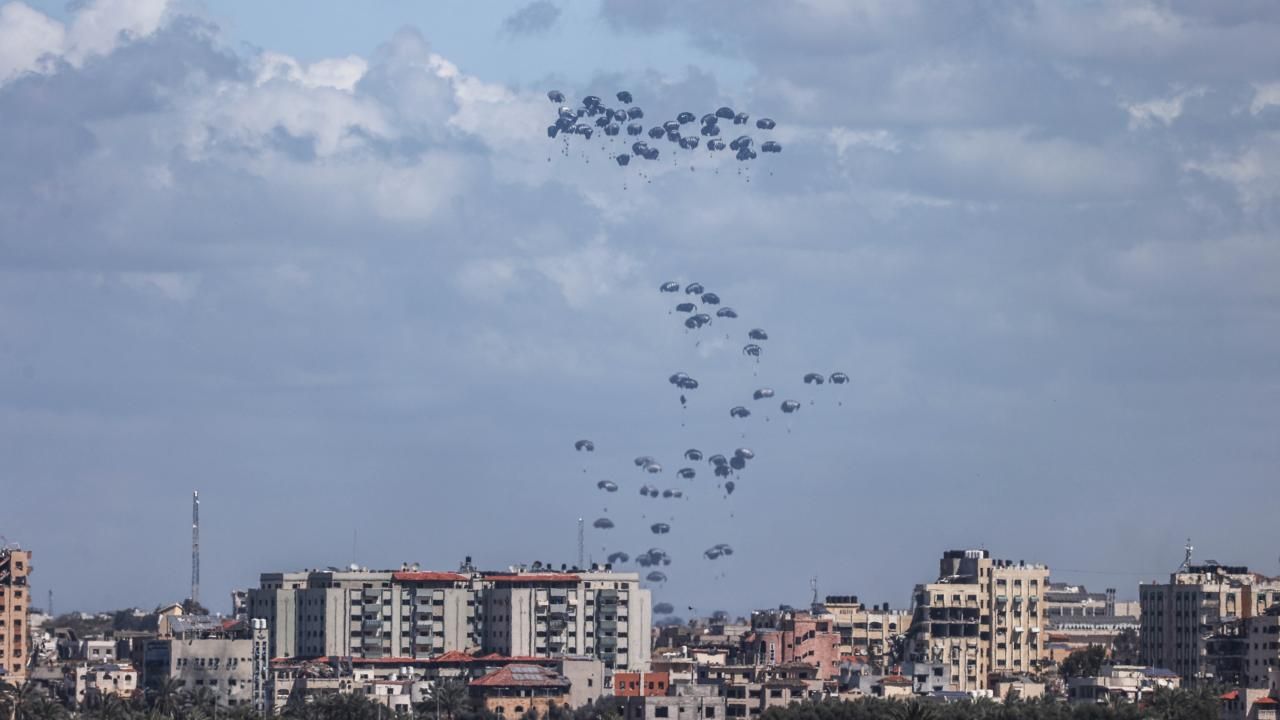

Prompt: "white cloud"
[0,2,66,83]
[255,52,368,92]
[534,242,640,309]
[1250,81,1280,115]
[1125,86,1205,129]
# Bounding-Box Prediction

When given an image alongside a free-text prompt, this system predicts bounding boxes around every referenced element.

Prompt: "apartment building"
[1139,562,1280,684]
[142,617,270,710]
[0,547,31,682]
[741,609,840,680]
[821,596,911,670]
[904,549,1050,692]
[480,569,652,671]
[250,563,650,671]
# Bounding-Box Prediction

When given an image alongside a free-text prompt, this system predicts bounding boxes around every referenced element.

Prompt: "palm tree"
[421,682,467,720]
[148,679,185,719]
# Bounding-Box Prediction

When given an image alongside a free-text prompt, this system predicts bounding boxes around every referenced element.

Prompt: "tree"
[418,682,467,720]
[1061,645,1108,679]
[1110,629,1139,665]
[147,678,185,719]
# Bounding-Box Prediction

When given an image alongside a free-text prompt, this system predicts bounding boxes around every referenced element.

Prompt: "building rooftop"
[470,664,570,689]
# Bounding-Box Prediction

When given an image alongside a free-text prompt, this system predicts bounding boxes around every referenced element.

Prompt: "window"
[655,707,669,718]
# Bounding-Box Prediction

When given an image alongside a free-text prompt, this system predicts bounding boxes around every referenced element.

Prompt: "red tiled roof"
[393,571,468,582]
[484,573,580,583]
[881,675,912,685]
[470,664,570,689]
[1256,697,1279,706]
[1221,691,1239,701]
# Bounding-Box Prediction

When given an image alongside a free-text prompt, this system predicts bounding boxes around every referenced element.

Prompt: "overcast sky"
[2,0,1278,617]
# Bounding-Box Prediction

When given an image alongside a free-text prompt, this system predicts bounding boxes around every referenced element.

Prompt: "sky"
[1,0,1278,618]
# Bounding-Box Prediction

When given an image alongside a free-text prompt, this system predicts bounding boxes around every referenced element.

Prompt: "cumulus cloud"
[501,1,561,36]
[4,0,1280,611]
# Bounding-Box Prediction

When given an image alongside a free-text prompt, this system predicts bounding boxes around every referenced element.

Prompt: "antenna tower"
[577,518,585,569]
[810,576,819,607]
[1179,538,1193,571]
[48,589,53,618]
[191,490,200,606]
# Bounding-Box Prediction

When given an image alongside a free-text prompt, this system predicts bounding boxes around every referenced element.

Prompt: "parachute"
[724,480,736,495]
[634,456,657,469]
[748,329,769,341]
[654,602,675,614]
[729,455,746,470]
[716,307,738,318]
[756,118,776,130]
[715,106,736,120]
[753,388,775,400]
[675,302,697,313]
[684,449,703,462]
[742,344,762,357]
[729,406,751,419]
[596,480,618,492]
[593,518,615,529]
[677,467,696,479]
[615,153,630,166]
[761,141,782,153]
[829,372,850,384]
[804,372,826,385]
[640,484,659,497]
[574,439,594,452]
[780,400,801,413]
[547,90,565,103]
[677,112,696,124]
[700,292,721,305]
[684,314,712,329]
[660,281,680,293]
[708,454,728,468]
[646,463,663,474]
[616,91,633,104]
[627,107,644,120]
[734,112,750,125]
[651,523,671,534]
[646,571,668,583]
[662,489,683,499]
[607,552,630,564]
[734,447,755,460]
[685,282,705,295]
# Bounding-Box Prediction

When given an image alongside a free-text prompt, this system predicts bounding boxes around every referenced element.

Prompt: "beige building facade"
[904,549,1049,692]
[0,548,31,682]
[822,596,910,670]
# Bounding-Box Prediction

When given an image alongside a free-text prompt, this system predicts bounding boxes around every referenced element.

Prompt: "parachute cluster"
[545,90,782,175]
[569,275,852,618]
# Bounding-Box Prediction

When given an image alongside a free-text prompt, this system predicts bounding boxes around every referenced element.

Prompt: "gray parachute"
[753,388,775,400]
[597,480,618,492]
[804,372,826,385]
[678,467,696,479]
[684,314,712,329]
[685,282,705,295]
[781,400,802,413]
[547,90,565,103]
[616,91,633,104]
[654,602,675,614]
[675,302,697,313]
[684,449,703,461]
[742,344,762,357]
[729,406,751,418]
[608,552,630,564]
[716,307,738,318]
[748,329,768,340]
[700,292,720,305]
[756,118,776,130]
[593,518,615,529]
[830,372,850,384]
[660,281,680,292]
[574,439,594,451]
[634,456,657,469]
[651,523,671,534]
[646,571,668,583]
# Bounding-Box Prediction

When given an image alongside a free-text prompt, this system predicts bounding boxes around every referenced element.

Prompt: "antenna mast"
[577,518,585,569]
[191,490,200,607]
[1179,538,1193,571]
[810,576,819,608]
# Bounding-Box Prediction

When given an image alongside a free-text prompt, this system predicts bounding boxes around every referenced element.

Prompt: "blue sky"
[2,0,1279,618]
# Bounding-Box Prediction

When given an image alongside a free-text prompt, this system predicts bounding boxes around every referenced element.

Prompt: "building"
[695,664,817,718]
[1065,665,1180,705]
[0,547,32,682]
[142,616,270,709]
[1139,562,1280,684]
[481,569,652,671]
[903,549,1050,692]
[821,597,910,671]
[249,562,651,671]
[741,609,841,679]
[469,663,571,717]
[615,671,670,697]
[71,662,139,707]
[622,684,724,720]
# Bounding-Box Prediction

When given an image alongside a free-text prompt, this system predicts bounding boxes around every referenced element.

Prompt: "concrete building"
[1065,665,1180,705]
[72,662,139,707]
[469,664,571,717]
[742,609,841,680]
[481,569,652,671]
[615,671,670,697]
[821,597,910,671]
[250,563,651,672]
[622,684,724,720]
[904,549,1050,692]
[0,547,32,682]
[1139,563,1280,684]
[142,617,270,709]
[1243,606,1280,692]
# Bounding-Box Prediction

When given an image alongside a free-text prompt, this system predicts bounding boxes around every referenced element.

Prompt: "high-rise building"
[0,547,32,682]
[249,563,651,671]
[904,549,1050,692]
[1139,563,1280,685]
[821,596,912,671]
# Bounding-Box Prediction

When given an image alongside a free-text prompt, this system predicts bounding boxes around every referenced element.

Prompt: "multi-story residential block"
[821,597,910,671]
[621,683,724,720]
[1065,665,1180,704]
[71,662,138,707]
[904,549,1050,692]
[142,616,270,709]
[1139,562,1280,684]
[741,609,840,680]
[249,562,651,671]
[0,547,32,682]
